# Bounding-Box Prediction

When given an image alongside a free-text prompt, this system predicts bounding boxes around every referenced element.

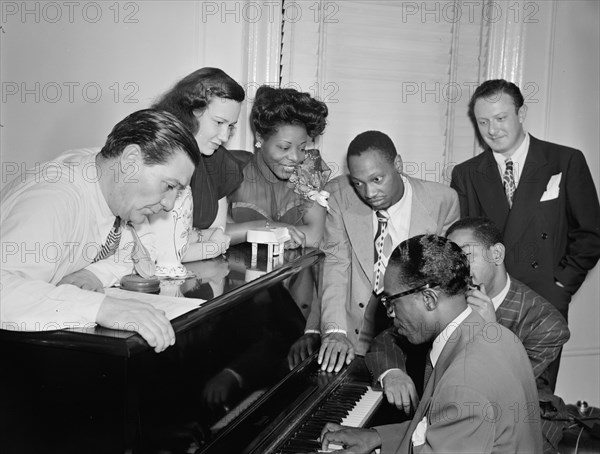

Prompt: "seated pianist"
[321,235,543,453]
[365,217,571,453]
[0,109,201,351]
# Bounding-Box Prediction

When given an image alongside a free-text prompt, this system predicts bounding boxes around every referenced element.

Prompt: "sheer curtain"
[280,0,490,182]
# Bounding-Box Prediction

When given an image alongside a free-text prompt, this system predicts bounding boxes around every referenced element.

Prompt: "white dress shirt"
[1,148,148,331]
[493,133,530,188]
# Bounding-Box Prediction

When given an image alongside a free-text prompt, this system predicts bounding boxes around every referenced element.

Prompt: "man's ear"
[394,155,403,174]
[422,289,439,311]
[518,104,528,124]
[118,144,142,175]
[491,242,505,265]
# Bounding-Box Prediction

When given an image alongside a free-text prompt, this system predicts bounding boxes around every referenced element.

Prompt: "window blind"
[280,0,490,183]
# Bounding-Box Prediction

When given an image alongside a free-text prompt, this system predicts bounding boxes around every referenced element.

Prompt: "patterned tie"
[373,210,390,295]
[423,350,434,389]
[93,216,122,263]
[503,158,516,208]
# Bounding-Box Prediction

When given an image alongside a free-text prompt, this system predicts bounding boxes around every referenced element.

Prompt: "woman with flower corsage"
[226,85,330,251]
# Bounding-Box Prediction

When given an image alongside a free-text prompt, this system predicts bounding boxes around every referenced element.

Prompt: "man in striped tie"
[290,131,460,373]
[451,79,600,390]
[1,109,200,352]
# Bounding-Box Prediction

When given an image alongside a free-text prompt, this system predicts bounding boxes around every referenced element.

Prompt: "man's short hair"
[347,130,397,165]
[100,109,201,167]
[447,217,503,249]
[388,234,470,296]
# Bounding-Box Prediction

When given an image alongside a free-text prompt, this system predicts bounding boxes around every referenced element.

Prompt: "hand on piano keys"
[319,422,381,453]
[278,383,383,453]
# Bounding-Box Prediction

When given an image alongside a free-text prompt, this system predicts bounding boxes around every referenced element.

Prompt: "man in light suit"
[321,235,543,454]
[451,79,600,321]
[288,131,459,372]
[366,217,570,453]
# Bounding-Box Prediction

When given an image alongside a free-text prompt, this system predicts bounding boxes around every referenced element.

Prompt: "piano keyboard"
[277,382,383,453]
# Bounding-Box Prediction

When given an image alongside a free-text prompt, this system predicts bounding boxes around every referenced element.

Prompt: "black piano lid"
[0,244,325,454]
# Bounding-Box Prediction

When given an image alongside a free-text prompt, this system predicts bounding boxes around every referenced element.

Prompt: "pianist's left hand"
[320,423,381,453]
[57,269,104,293]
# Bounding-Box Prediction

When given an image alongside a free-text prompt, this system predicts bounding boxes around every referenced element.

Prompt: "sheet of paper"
[105,287,205,321]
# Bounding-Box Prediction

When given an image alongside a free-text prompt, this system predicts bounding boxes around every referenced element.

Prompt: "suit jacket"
[451,135,600,314]
[374,311,543,454]
[366,277,570,452]
[309,175,459,355]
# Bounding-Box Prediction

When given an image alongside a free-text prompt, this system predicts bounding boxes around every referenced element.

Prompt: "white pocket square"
[540,172,562,202]
[412,416,428,446]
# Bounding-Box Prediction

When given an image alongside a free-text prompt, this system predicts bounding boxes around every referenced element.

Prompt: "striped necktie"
[503,158,516,208]
[93,216,122,263]
[373,210,390,295]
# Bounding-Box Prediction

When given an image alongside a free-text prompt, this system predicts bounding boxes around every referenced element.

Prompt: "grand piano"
[0,245,394,454]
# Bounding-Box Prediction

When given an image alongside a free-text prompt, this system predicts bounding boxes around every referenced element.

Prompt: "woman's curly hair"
[251,85,328,140]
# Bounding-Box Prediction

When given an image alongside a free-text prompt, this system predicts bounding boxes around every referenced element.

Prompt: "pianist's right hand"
[96,296,175,353]
[381,369,419,415]
[318,332,355,373]
[320,423,381,453]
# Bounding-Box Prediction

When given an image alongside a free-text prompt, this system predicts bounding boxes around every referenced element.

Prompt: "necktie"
[503,158,516,208]
[93,216,122,263]
[373,210,390,295]
[423,351,434,389]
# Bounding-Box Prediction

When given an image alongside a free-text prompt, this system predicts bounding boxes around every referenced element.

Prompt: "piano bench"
[558,404,600,454]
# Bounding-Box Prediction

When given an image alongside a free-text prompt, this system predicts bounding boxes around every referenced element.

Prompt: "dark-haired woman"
[226,85,330,251]
[152,67,245,260]
[226,86,329,321]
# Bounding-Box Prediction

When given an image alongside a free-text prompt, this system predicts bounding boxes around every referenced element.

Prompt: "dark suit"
[366,277,570,453]
[450,135,600,317]
[373,310,543,453]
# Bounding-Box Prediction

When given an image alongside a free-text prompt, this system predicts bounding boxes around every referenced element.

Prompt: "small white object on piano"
[247,227,290,270]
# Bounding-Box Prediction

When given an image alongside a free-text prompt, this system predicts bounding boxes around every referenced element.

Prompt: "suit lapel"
[473,152,510,230]
[405,311,486,452]
[408,177,437,237]
[504,137,549,247]
[344,189,376,285]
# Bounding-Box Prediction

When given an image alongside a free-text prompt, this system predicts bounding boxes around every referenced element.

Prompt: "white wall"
[0,1,248,185]
[521,0,600,406]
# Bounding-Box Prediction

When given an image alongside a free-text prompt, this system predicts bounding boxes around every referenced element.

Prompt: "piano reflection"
[1,245,394,454]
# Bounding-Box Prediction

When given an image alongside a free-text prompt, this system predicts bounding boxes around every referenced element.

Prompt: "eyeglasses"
[380,283,439,317]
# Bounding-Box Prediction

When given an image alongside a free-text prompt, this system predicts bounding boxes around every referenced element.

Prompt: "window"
[280,0,491,183]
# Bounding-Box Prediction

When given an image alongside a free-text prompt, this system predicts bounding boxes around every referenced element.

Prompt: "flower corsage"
[288,149,331,211]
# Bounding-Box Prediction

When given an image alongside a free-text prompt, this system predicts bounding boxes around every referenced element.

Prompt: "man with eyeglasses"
[365,217,570,453]
[321,234,542,453]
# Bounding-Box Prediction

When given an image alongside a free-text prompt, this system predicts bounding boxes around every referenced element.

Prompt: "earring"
[255,142,262,149]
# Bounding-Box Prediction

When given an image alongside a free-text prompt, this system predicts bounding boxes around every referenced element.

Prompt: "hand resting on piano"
[288,333,321,370]
[318,332,356,373]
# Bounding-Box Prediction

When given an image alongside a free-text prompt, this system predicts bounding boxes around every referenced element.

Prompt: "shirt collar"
[491,274,511,311]
[492,133,530,184]
[430,306,472,367]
